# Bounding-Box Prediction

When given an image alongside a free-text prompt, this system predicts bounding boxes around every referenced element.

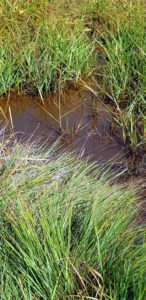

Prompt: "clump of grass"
[21,25,95,95]
[96,26,145,147]
[0,46,21,94]
[0,25,96,96]
[0,132,145,299]
[0,0,97,96]
[93,0,146,149]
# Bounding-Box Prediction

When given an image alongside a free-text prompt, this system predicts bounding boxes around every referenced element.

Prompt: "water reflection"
[0,86,125,165]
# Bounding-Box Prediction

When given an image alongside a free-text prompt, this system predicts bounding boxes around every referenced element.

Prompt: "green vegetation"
[0,1,146,298]
[0,0,96,96]
[0,137,145,299]
[96,13,145,147]
[0,0,145,148]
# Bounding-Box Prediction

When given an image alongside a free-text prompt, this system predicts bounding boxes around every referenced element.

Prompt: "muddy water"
[0,85,126,167]
[1,85,145,224]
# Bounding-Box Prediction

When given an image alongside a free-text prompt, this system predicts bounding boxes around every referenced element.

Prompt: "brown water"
[0,85,145,223]
[0,84,126,167]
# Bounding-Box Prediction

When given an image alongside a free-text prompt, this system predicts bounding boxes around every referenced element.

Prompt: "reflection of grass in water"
[0,135,145,299]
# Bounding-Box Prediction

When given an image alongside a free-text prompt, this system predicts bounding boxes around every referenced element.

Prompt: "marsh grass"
[0,0,97,96]
[0,133,145,299]
[92,1,146,149]
[0,0,145,150]
[0,3,145,298]
[96,25,145,147]
[0,25,96,96]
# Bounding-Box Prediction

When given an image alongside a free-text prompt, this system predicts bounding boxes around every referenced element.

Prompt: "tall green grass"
[0,136,145,299]
[0,0,97,96]
[96,25,145,147]
[0,0,145,149]
[0,25,96,96]
[93,1,146,148]
[0,3,145,298]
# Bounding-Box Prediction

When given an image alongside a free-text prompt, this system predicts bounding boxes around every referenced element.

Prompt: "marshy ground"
[0,0,146,299]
